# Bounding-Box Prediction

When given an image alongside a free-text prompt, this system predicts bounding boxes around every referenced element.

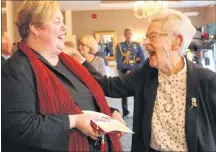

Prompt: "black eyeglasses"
[77,41,86,47]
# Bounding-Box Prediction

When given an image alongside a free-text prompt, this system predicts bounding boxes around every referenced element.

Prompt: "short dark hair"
[188,42,201,52]
[124,28,131,33]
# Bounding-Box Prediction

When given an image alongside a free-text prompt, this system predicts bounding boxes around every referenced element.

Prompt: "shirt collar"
[2,55,10,59]
[125,41,132,45]
[158,57,187,84]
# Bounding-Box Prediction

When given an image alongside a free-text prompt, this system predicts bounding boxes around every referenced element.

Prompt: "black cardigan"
[83,58,216,152]
[1,50,117,152]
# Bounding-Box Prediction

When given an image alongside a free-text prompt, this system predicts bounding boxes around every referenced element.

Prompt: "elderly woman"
[1,1,123,152]
[75,9,216,152]
[78,35,106,75]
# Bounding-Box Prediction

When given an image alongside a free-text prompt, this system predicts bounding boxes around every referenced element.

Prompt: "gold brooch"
[190,97,197,110]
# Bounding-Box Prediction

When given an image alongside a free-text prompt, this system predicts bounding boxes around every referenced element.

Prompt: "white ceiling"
[60,1,216,11]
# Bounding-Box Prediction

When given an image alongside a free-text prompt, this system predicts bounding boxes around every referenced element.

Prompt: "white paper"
[83,110,134,134]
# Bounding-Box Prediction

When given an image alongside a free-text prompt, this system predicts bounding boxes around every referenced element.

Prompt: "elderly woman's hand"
[67,49,86,64]
[111,110,126,137]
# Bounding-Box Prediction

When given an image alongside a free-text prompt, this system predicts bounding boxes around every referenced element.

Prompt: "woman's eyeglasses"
[77,41,86,47]
[144,32,176,42]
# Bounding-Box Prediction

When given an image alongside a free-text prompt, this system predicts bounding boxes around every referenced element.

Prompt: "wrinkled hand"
[74,114,105,140]
[111,110,126,137]
[68,49,86,64]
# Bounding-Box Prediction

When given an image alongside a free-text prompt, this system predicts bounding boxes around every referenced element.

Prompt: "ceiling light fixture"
[133,1,168,19]
[184,12,200,17]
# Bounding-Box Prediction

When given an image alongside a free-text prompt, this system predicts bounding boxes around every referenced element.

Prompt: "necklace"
[164,58,184,112]
[88,56,96,63]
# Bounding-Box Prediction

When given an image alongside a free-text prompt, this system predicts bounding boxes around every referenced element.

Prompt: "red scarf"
[19,40,122,152]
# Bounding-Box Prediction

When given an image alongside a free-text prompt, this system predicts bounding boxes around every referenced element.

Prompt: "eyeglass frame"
[144,32,177,42]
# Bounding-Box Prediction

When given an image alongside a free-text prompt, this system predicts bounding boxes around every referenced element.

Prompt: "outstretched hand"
[111,110,126,137]
[67,49,86,64]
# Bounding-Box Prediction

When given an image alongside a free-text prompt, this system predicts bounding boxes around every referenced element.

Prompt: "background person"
[78,35,106,75]
[116,28,145,118]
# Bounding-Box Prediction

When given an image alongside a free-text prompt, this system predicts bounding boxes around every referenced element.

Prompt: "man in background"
[1,33,13,65]
[107,37,114,57]
[188,42,203,66]
[116,28,145,118]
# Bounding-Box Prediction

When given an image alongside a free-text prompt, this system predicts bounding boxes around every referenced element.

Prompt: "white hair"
[148,9,196,55]
[79,35,99,55]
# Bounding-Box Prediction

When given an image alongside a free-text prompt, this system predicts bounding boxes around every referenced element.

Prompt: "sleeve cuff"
[110,107,119,113]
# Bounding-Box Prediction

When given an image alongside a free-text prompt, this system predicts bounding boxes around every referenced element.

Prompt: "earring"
[36,34,39,38]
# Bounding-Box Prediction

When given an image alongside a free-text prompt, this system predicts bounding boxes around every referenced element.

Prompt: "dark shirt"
[1,55,6,65]
[54,60,98,112]
[53,60,109,152]
[53,60,111,152]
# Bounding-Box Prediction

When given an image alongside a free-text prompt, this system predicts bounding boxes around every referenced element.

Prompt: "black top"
[53,60,110,152]
[1,50,114,152]
[83,58,216,152]
[1,55,6,65]
[54,60,99,112]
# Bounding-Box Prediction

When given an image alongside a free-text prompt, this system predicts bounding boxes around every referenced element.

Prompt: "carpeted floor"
[120,117,133,152]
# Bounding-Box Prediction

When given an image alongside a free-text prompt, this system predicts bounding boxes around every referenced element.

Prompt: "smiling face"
[143,21,179,69]
[36,9,66,55]
[78,41,90,56]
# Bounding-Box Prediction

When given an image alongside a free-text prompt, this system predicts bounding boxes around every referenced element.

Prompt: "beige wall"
[12,1,23,42]
[1,1,23,42]
[204,5,216,24]
[1,1,7,33]
[2,13,7,33]
[72,9,148,42]
[72,6,216,42]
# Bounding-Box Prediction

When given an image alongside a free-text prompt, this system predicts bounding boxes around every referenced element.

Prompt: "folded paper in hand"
[83,110,134,134]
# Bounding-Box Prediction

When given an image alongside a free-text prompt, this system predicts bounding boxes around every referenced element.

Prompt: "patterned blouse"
[150,57,188,151]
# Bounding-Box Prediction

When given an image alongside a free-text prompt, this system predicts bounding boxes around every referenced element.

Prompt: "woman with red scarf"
[1,1,123,152]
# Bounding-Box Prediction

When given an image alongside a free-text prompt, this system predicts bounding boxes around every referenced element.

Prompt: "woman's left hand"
[111,110,126,137]
[69,49,86,64]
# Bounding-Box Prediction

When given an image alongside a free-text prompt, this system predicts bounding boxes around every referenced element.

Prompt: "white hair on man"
[148,9,197,55]
[79,35,99,55]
